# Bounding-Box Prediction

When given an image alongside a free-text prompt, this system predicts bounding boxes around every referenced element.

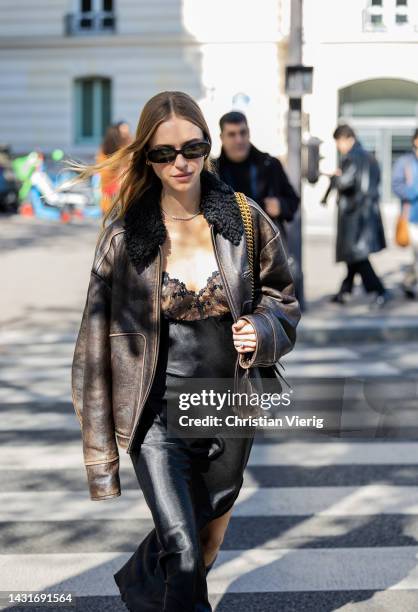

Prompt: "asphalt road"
[1,214,418,612]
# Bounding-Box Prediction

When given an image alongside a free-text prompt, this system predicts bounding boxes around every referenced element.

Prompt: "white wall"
[0,0,68,37]
[0,42,205,153]
[301,0,418,226]
[118,0,188,35]
[0,0,288,158]
[182,0,287,157]
[303,0,418,171]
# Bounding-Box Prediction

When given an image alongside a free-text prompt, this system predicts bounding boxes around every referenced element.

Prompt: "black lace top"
[161,270,230,321]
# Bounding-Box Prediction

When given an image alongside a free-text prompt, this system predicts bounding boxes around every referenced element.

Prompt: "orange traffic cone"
[19,202,34,217]
[60,209,71,223]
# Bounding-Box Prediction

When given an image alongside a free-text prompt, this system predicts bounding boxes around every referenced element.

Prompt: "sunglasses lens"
[147,147,176,163]
[182,142,210,159]
[147,141,210,163]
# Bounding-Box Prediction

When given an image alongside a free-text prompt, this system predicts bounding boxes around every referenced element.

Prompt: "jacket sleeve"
[238,204,301,368]
[270,157,300,222]
[333,156,358,194]
[392,156,418,202]
[71,231,121,501]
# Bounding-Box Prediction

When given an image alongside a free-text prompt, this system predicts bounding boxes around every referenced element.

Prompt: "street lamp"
[285,0,313,311]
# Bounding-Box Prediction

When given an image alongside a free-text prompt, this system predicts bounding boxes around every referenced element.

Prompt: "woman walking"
[71,91,300,611]
[329,125,388,308]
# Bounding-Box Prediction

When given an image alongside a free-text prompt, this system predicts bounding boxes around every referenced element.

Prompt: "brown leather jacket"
[71,169,301,501]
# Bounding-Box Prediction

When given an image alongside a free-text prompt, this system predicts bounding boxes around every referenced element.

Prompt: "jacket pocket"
[109,332,147,437]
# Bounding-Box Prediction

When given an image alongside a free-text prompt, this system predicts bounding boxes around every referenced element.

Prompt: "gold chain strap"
[235,191,255,300]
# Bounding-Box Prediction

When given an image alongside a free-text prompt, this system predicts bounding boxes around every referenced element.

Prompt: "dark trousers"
[113,410,212,612]
[340,258,385,295]
[113,388,254,611]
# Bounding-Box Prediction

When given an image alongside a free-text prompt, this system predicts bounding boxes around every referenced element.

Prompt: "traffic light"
[302,136,322,184]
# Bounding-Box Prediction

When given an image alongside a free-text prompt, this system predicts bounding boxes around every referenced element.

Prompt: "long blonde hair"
[66,91,213,243]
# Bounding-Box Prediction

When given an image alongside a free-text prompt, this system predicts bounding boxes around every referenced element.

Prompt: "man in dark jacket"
[211,111,299,243]
[330,124,388,307]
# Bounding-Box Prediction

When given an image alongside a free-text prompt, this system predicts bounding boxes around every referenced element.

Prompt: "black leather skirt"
[114,314,256,612]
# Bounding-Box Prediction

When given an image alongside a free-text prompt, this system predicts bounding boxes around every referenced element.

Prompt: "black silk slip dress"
[113,268,256,612]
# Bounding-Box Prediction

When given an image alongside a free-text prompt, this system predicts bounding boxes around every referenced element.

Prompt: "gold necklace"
[161,207,201,221]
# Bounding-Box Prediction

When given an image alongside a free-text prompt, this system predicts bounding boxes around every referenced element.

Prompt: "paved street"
[1,214,418,611]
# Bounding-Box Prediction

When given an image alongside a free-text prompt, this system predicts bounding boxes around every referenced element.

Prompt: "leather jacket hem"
[86,459,121,500]
[90,492,121,501]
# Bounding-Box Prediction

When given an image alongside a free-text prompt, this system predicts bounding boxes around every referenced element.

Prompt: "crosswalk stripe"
[0,411,80,430]
[2,440,418,469]
[2,329,418,606]
[249,441,418,465]
[1,484,418,521]
[0,346,365,362]
[4,463,418,494]
[2,514,416,555]
[1,368,72,382]
[0,360,400,381]
[2,547,418,594]
[0,332,77,344]
[208,547,418,592]
[283,362,400,377]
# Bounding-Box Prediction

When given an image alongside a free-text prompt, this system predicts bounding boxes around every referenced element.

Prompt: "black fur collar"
[123,168,244,269]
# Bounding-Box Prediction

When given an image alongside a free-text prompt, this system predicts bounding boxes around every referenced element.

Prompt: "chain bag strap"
[234,191,255,300]
[234,192,293,393]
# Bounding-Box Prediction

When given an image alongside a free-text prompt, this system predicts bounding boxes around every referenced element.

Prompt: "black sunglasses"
[146,140,211,164]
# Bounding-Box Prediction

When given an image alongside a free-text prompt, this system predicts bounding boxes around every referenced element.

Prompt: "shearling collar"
[123,168,244,269]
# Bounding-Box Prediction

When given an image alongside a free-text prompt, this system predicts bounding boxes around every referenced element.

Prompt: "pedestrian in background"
[330,124,388,308]
[96,122,132,215]
[392,128,418,299]
[211,111,299,244]
[115,119,134,145]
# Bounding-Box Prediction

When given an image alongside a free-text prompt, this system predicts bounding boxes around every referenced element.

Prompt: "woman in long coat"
[330,125,387,307]
[71,91,300,611]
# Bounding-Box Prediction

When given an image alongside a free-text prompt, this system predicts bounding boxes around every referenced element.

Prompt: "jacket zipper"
[210,225,240,395]
[127,246,162,453]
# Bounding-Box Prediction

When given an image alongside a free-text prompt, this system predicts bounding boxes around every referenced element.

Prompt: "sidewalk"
[301,226,418,344]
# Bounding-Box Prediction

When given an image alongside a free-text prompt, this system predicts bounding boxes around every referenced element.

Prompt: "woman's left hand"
[232,318,257,353]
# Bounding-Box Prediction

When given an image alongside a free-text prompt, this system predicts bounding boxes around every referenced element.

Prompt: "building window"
[65,0,116,35]
[364,0,415,31]
[74,77,111,144]
[395,0,409,25]
[371,13,384,24]
[363,0,385,30]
